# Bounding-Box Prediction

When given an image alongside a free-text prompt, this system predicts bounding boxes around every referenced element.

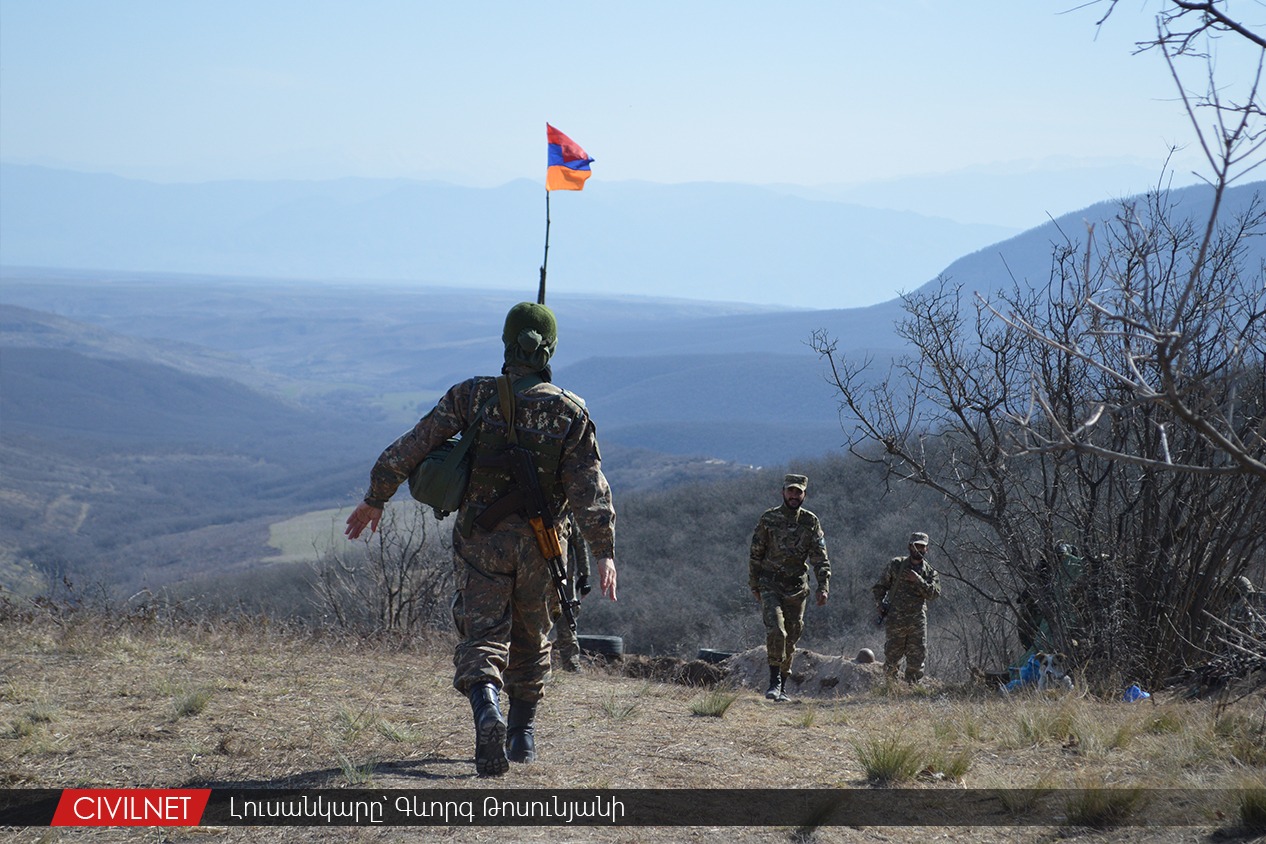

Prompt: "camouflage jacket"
[364,366,616,559]
[872,555,940,621]
[748,504,830,597]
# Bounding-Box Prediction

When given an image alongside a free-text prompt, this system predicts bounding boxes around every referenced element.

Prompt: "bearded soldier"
[748,473,830,701]
[345,302,617,777]
[872,531,940,683]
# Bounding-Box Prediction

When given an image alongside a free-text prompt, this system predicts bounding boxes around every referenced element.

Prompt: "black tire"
[696,648,734,664]
[577,634,624,658]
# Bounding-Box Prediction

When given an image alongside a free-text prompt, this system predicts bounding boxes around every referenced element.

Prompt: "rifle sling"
[471,373,544,532]
[442,373,535,462]
[497,374,519,447]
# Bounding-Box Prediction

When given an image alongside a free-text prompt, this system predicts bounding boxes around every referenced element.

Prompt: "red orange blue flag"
[546,124,593,191]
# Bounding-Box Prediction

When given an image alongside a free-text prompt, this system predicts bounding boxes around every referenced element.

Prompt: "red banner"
[51,789,211,826]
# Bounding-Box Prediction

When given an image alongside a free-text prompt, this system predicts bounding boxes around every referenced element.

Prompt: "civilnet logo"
[51,789,211,826]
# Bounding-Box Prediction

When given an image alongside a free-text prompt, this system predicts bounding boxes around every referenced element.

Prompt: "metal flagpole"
[538,189,551,304]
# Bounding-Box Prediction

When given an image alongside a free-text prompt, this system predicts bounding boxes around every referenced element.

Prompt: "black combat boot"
[777,671,791,702]
[505,698,538,763]
[765,665,782,700]
[468,682,508,777]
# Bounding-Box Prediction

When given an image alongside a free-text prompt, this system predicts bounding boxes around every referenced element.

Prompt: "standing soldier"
[344,302,617,777]
[553,512,592,672]
[872,531,940,683]
[749,473,830,701]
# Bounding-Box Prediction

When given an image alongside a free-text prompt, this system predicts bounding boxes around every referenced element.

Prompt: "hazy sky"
[0,1,1239,190]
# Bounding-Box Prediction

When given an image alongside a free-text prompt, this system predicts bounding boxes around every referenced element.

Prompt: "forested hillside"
[579,452,945,662]
[0,344,384,591]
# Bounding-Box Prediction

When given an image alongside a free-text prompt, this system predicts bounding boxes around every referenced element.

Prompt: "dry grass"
[2,609,1265,843]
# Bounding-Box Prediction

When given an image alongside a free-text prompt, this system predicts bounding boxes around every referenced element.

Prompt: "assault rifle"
[504,446,580,632]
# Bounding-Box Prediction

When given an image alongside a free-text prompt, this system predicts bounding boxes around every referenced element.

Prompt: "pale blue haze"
[0,2,1221,191]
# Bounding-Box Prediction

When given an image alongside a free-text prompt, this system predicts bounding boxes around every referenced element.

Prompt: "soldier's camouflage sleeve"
[872,558,897,606]
[748,514,771,591]
[921,566,941,601]
[808,511,830,591]
[364,379,475,505]
[558,411,616,561]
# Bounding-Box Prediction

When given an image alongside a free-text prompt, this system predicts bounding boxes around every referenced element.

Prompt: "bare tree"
[1006,1,1266,476]
[311,505,453,634]
[999,184,1266,472]
[1099,1,1266,53]
[809,3,1266,687]
[813,257,1266,686]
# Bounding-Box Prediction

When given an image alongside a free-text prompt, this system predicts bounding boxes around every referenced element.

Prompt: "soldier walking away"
[553,512,592,671]
[748,473,830,701]
[344,302,617,777]
[872,531,940,683]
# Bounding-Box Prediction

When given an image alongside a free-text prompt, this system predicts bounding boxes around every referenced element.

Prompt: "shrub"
[1240,787,1266,835]
[689,690,738,718]
[172,688,212,718]
[1064,788,1144,829]
[853,732,924,784]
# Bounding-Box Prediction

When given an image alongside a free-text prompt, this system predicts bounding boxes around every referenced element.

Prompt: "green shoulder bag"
[407,374,535,517]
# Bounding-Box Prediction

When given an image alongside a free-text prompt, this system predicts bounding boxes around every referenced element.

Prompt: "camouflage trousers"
[552,612,581,666]
[883,615,928,682]
[451,517,560,703]
[760,589,807,672]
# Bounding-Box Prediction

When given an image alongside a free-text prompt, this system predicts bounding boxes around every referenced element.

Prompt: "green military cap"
[502,302,558,372]
[909,532,930,546]
[503,302,557,349]
[784,474,808,490]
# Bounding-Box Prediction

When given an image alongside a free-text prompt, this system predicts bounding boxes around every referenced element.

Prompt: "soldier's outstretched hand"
[596,558,618,601]
[345,502,383,540]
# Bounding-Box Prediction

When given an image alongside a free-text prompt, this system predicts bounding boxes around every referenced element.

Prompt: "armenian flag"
[546,124,593,191]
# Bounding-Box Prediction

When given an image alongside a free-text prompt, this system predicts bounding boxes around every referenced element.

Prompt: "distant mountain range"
[0,163,1018,309]
[4,177,1261,456]
[766,158,1202,229]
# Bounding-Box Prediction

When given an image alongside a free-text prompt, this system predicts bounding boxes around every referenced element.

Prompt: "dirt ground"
[2,614,1264,844]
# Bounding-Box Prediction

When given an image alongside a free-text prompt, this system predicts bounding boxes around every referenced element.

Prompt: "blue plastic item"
[1123,684,1151,702]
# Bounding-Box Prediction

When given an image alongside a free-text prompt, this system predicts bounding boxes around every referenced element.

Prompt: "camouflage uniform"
[552,513,591,670]
[748,498,830,673]
[872,535,940,682]
[365,364,615,703]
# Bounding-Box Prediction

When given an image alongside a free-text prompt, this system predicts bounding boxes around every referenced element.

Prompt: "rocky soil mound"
[724,646,886,698]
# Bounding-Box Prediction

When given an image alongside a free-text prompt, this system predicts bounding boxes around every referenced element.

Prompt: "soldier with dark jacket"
[872,531,940,683]
[749,473,830,701]
[345,302,617,777]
